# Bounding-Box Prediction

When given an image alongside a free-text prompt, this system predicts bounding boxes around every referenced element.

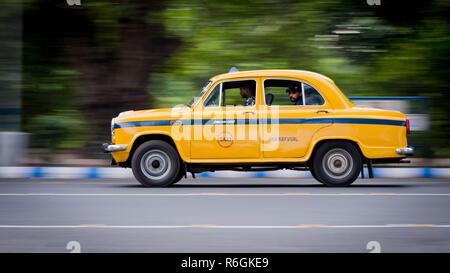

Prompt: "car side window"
[264,79,303,106]
[264,79,325,106]
[203,83,221,107]
[304,83,325,106]
[204,80,257,107]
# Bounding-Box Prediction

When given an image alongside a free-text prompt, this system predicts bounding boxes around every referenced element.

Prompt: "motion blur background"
[0,0,449,166]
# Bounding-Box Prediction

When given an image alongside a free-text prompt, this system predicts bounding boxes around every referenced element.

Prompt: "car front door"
[190,78,261,159]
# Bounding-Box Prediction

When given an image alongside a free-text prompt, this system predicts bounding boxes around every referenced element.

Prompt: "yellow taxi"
[102,69,413,187]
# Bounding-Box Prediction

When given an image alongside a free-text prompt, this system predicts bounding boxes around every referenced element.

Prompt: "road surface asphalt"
[0,177,449,253]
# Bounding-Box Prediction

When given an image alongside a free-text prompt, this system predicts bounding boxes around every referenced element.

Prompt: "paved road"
[0,177,449,253]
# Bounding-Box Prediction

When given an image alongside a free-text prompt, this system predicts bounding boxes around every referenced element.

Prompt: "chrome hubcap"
[141,150,171,180]
[322,148,353,179]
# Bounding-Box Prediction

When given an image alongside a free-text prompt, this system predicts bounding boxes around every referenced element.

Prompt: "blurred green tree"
[21,0,450,159]
[23,0,180,156]
[151,0,449,156]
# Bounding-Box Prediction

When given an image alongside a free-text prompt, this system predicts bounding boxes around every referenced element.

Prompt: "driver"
[240,85,255,106]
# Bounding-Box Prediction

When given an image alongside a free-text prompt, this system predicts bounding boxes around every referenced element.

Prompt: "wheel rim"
[322,148,354,179]
[140,150,171,180]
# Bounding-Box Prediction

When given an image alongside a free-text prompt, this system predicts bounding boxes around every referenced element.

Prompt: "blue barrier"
[0,167,449,179]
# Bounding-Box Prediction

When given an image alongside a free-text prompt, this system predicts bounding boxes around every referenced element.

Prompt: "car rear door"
[261,78,333,158]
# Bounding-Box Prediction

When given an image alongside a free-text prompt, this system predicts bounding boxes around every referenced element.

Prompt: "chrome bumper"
[396,147,414,155]
[102,143,127,153]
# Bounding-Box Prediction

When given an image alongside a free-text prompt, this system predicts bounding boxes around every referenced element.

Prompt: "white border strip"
[1,193,450,196]
[0,224,449,229]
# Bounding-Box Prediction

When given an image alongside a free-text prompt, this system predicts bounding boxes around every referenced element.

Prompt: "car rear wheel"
[131,140,180,187]
[312,141,361,187]
[309,167,324,184]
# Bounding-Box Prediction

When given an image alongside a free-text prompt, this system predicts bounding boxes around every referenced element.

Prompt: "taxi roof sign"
[228,67,239,73]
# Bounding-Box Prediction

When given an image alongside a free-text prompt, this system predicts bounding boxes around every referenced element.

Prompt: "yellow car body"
[103,69,412,187]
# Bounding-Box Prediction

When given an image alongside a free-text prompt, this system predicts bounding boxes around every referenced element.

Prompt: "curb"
[0,167,449,179]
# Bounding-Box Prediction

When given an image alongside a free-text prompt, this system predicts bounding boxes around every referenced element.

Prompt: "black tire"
[131,140,181,187]
[309,167,324,184]
[172,163,186,184]
[312,141,361,187]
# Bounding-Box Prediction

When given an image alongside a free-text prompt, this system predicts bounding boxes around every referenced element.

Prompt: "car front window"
[187,80,212,107]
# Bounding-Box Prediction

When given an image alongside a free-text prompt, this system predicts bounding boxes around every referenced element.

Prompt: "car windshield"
[187,80,212,107]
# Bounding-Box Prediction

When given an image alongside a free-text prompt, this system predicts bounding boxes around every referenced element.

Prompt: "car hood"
[114,106,191,123]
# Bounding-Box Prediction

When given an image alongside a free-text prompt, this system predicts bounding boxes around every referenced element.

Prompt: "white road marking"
[0,224,449,229]
[0,193,450,196]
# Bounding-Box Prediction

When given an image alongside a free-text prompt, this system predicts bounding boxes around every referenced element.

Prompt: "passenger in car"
[286,85,303,105]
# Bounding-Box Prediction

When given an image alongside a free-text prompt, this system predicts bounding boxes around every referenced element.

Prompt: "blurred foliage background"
[1,0,449,163]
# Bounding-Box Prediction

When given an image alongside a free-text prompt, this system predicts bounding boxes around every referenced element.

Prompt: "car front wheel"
[131,140,180,187]
[312,141,361,187]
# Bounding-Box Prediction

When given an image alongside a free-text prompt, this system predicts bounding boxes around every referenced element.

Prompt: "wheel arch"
[307,138,367,166]
[120,133,184,168]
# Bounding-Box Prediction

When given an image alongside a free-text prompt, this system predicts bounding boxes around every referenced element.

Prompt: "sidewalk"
[22,155,450,168]
[0,166,449,179]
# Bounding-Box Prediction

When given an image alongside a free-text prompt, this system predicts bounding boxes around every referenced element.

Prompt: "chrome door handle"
[241,111,256,115]
[315,110,329,114]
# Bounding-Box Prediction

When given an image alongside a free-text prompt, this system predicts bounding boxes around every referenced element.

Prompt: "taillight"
[406,119,410,134]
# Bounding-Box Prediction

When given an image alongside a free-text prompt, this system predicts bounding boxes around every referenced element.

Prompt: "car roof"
[210,69,335,84]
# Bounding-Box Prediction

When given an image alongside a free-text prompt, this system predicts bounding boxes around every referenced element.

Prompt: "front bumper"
[396,147,414,156]
[102,143,128,153]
